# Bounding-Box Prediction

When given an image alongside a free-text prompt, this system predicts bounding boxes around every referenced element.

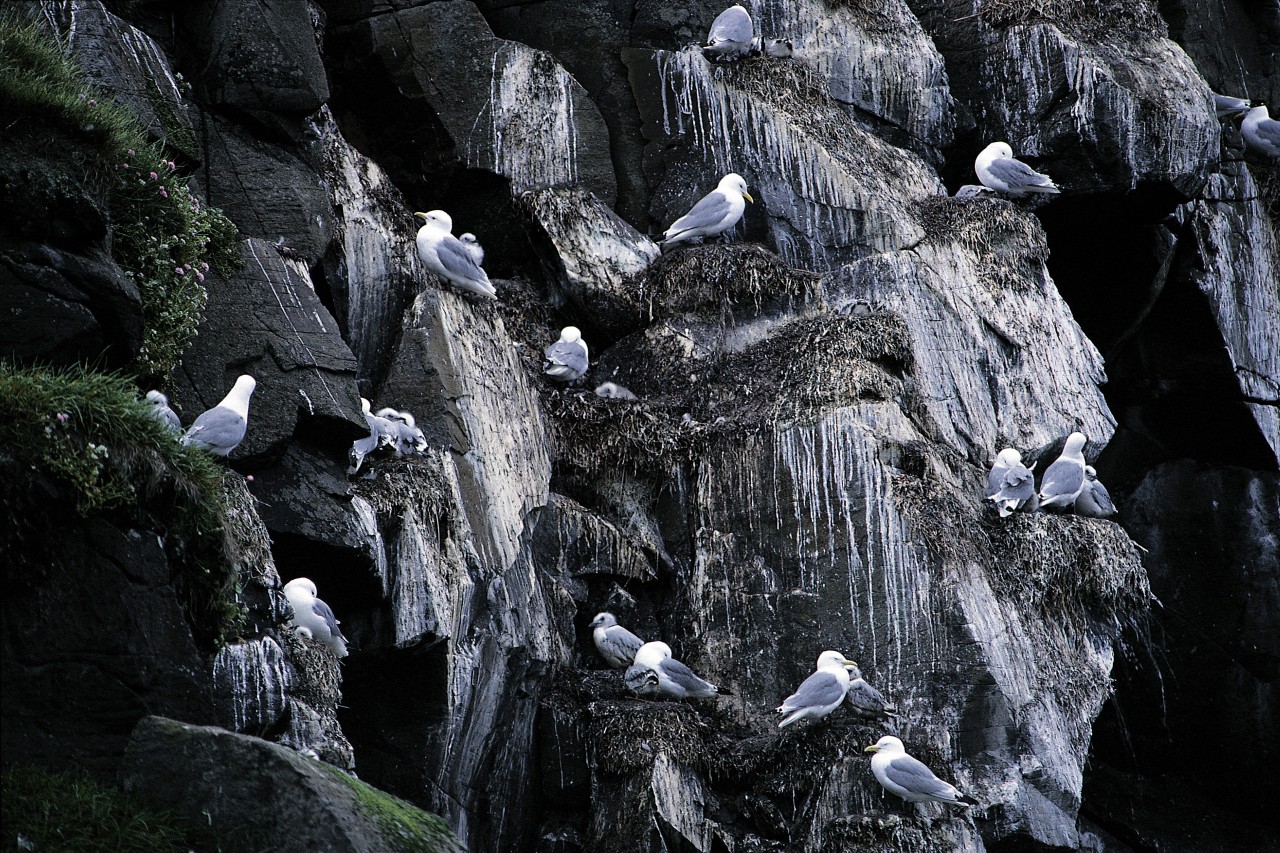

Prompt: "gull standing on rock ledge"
[1038,432,1089,509]
[589,612,644,669]
[776,650,858,728]
[414,210,497,299]
[660,173,753,251]
[284,577,349,658]
[975,142,1061,196]
[702,5,792,63]
[544,326,589,383]
[865,736,977,807]
[181,375,256,457]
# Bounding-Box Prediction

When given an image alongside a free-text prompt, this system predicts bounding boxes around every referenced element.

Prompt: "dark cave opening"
[1034,184,1279,846]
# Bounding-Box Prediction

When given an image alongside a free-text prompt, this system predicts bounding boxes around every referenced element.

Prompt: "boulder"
[194,108,335,265]
[170,237,366,462]
[120,716,462,853]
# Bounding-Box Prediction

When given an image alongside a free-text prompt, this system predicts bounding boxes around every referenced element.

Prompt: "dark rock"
[1160,0,1280,102]
[170,237,366,462]
[0,243,142,369]
[0,518,213,777]
[180,0,329,117]
[194,108,335,264]
[120,715,462,853]
[35,1,196,157]
[529,494,656,583]
[251,440,375,555]
[1106,461,1278,815]
[211,637,290,736]
[328,0,616,205]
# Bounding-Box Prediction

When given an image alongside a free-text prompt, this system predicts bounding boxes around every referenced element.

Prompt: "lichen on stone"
[315,762,464,853]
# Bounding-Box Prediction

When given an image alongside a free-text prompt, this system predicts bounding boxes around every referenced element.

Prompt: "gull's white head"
[816,650,856,670]
[634,641,673,667]
[284,577,318,598]
[1084,465,1098,480]
[994,448,1022,467]
[414,210,453,232]
[222,375,256,416]
[146,390,169,406]
[1064,432,1087,456]
[719,172,754,203]
[560,326,583,344]
[589,612,617,629]
[459,232,479,245]
[984,141,1014,160]
[864,735,906,755]
[361,397,372,414]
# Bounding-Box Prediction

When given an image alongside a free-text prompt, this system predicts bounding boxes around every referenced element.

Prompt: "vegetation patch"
[977,0,1167,44]
[317,764,463,853]
[0,12,239,381]
[0,765,189,853]
[0,363,242,644]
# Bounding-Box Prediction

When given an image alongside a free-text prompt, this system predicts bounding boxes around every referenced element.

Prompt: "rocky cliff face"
[2,1,1276,851]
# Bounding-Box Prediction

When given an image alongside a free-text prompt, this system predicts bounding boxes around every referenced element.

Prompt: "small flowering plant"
[113,145,239,381]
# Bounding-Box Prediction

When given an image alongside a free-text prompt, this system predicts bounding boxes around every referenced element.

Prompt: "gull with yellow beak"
[864,736,977,807]
[776,650,860,728]
[413,210,497,299]
[659,173,754,251]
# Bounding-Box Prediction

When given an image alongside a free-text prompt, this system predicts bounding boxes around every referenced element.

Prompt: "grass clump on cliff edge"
[977,0,1167,43]
[317,764,464,853]
[641,243,821,320]
[0,12,239,381]
[0,765,189,853]
[0,363,242,643]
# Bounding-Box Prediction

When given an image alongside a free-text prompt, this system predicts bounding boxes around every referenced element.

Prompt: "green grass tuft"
[0,363,243,643]
[0,766,190,853]
[0,11,240,381]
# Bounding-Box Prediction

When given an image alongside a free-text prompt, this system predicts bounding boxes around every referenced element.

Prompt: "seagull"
[458,232,485,266]
[181,375,256,457]
[975,142,1060,196]
[594,381,638,401]
[283,577,349,658]
[414,210,497,299]
[544,326,589,383]
[1074,465,1117,518]
[589,612,645,669]
[1037,432,1088,510]
[660,173,753,251]
[1212,93,1250,120]
[864,736,977,807]
[776,650,858,728]
[145,390,182,432]
[1241,105,1280,159]
[986,448,1038,518]
[375,408,427,455]
[626,641,720,700]
[843,663,897,720]
[702,5,790,62]
[349,399,400,474]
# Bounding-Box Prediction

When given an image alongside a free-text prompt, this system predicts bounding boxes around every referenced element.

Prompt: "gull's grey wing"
[1255,117,1280,146]
[312,598,346,641]
[986,464,1008,497]
[1090,479,1116,514]
[436,234,488,281]
[668,191,732,237]
[708,5,752,44]
[1040,459,1084,500]
[603,625,644,664]
[544,340,588,372]
[986,157,1055,189]
[660,658,716,694]
[184,407,246,450]
[783,670,845,711]
[845,679,888,713]
[883,754,956,800]
[995,466,1036,502]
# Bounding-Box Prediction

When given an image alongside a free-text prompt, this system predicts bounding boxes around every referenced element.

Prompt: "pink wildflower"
[127,148,135,156]
[160,189,168,198]
[149,171,158,180]
[56,413,69,424]
[175,266,184,275]
[196,271,205,282]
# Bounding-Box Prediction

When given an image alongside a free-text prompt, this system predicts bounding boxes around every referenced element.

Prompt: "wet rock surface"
[2,0,1277,851]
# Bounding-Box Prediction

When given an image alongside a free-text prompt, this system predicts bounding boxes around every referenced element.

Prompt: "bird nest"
[914,195,1048,292]
[976,0,1167,44]
[640,244,821,321]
